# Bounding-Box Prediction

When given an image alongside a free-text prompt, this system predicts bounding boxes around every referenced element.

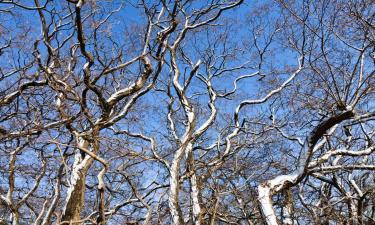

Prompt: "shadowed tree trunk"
[61,139,94,224]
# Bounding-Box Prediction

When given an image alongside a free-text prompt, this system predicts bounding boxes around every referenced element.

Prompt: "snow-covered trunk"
[258,184,279,225]
[258,186,294,225]
[190,170,202,225]
[169,47,196,224]
[186,149,203,225]
[96,167,107,225]
[61,138,94,224]
[258,110,354,225]
[169,144,186,225]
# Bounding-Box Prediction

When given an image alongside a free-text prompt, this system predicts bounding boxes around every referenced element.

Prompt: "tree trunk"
[258,184,279,225]
[169,145,187,225]
[61,139,94,224]
[187,150,203,225]
[282,189,293,225]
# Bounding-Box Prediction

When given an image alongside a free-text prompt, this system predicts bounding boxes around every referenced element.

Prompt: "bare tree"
[0,0,373,224]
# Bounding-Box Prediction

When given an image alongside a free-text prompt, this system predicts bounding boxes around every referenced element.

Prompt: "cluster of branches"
[0,0,374,224]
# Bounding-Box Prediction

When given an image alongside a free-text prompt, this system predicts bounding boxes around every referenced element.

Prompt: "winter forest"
[0,0,374,224]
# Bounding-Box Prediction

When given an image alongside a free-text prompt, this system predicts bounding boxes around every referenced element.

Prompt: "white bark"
[186,150,203,225]
[258,109,357,224]
[61,138,94,224]
[258,184,278,225]
[169,143,193,225]
[168,46,196,225]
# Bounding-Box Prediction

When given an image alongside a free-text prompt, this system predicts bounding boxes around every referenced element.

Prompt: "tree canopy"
[0,0,374,224]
